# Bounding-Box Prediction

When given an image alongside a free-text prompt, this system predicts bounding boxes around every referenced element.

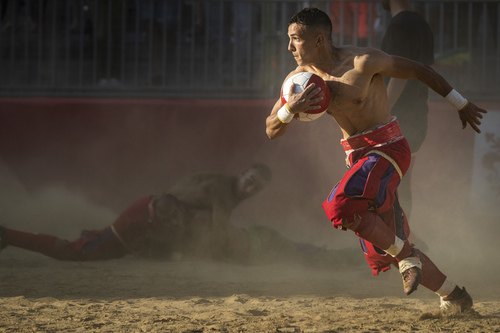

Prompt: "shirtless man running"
[266,7,486,315]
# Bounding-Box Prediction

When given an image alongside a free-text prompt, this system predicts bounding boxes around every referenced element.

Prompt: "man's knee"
[338,211,375,232]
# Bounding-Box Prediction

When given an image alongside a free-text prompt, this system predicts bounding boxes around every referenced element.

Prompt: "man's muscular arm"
[371,51,487,133]
[266,99,292,139]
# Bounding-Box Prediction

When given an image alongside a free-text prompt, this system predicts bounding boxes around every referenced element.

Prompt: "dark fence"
[0,0,499,98]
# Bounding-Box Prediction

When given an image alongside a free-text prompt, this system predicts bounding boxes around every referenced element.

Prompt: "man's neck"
[305,46,342,74]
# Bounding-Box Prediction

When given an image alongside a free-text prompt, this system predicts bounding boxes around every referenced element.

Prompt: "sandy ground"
[1,247,500,333]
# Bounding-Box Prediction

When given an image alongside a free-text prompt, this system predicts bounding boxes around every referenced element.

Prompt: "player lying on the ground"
[0,162,362,269]
[0,163,272,261]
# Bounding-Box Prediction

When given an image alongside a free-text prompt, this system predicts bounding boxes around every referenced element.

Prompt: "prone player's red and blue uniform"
[322,117,413,275]
[3,196,156,261]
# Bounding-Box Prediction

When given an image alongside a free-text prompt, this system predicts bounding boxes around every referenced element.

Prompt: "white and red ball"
[280,72,331,121]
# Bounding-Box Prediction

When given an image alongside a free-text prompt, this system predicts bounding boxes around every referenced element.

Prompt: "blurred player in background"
[381,0,434,223]
[0,162,358,269]
[266,7,486,315]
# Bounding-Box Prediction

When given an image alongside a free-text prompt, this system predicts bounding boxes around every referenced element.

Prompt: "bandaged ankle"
[435,278,457,298]
[385,236,404,257]
[445,89,469,111]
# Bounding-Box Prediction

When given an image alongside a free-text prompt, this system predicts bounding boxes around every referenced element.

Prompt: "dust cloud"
[0,158,115,240]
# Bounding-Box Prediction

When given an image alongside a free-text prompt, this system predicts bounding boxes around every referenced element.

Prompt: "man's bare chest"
[325,78,366,111]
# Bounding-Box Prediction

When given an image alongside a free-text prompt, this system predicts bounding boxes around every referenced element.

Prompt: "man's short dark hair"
[289,7,333,40]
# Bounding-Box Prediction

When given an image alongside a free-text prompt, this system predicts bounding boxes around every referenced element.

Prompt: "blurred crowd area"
[0,0,499,98]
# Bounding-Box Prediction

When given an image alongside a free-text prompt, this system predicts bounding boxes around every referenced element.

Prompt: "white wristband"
[277,103,294,123]
[445,89,469,111]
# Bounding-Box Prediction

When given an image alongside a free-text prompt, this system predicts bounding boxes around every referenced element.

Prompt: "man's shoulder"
[347,46,386,64]
[338,45,380,57]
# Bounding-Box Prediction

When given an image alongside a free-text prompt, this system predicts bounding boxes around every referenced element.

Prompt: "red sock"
[419,251,448,292]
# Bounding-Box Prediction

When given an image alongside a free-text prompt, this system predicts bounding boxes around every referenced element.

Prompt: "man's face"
[287,23,317,66]
[236,169,269,200]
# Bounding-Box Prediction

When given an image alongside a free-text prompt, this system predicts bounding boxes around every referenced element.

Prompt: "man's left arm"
[376,52,487,133]
[382,24,412,110]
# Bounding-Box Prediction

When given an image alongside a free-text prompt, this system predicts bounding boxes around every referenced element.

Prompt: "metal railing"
[0,0,498,98]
